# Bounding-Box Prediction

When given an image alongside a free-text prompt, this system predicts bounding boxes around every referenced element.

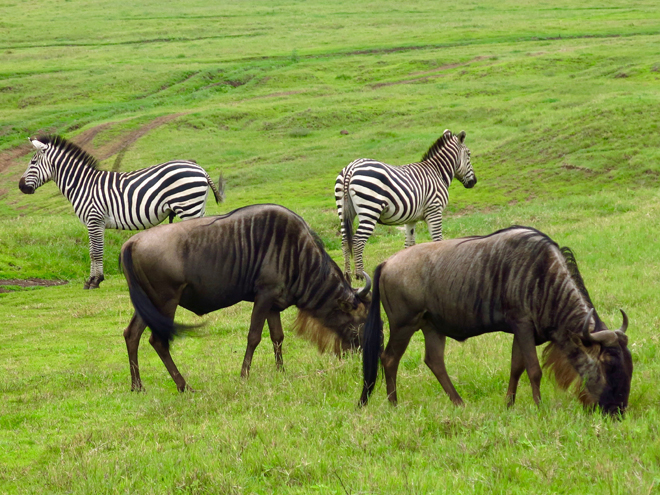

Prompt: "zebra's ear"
[30,139,47,152]
[442,129,452,141]
[458,130,466,143]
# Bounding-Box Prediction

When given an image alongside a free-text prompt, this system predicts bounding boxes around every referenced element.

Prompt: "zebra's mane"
[420,133,452,162]
[35,135,100,170]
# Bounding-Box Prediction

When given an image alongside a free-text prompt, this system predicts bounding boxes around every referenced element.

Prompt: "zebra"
[19,135,225,289]
[334,129,476,281]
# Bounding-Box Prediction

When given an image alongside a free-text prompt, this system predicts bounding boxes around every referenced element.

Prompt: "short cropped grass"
[2,1,660,493]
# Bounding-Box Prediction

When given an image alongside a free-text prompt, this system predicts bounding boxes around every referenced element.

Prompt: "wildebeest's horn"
[581,308,595,342]
[617,309,628,334]
[357,272,371,300]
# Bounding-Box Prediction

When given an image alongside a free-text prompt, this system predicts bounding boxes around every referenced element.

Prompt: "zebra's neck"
[51,151,107,204]
[418,154,456,188]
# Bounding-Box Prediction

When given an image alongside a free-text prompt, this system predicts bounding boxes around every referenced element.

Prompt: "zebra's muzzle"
[18,177,34,194]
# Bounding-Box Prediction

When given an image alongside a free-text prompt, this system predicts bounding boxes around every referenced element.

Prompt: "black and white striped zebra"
[334,129,476,281]
[19,135,225,289]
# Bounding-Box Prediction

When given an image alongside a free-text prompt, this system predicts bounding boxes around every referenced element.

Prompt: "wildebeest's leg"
[404,223,416,248]
[381,323,417,405]
[421,324,464,406]
[241,296,273,378]
[84,220,105,289]
[267,311,285,371]
[509,319,542,405]
[506,336,526,408]
[425,203,444,242]
[148,300,191,392]
[124,312,147,391]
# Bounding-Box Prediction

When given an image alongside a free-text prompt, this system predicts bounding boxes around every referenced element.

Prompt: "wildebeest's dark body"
[121,204,371,392]
[360,226,632,416]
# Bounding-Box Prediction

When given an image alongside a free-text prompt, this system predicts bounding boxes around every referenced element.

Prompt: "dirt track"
[0,113,186,175]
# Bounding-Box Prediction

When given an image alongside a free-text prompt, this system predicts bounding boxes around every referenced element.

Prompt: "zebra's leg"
[124,312,147,391]
[266,311,285,372]
[425,205,444,242]
[352,216,378,280]
[404,223,416,248]
[85,220,105,289]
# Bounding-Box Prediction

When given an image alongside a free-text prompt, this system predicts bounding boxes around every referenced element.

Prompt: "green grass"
[2,0,660,493]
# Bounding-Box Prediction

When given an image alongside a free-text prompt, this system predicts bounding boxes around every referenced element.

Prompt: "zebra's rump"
[103,161,212,230]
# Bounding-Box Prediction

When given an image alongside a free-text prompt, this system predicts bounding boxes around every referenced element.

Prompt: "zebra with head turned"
[334,129,476,281]
[19,135,225,289]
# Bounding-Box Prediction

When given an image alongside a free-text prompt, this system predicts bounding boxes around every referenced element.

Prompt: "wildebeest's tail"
[359,262,384,406]
[206,172,226,204]
[120,243,191,349]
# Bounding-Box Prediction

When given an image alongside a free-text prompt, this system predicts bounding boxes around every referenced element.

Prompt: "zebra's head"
[19,138,54,195]
[452,130,477,189]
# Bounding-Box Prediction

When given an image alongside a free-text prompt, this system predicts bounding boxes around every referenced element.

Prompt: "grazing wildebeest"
[19,135,224,289]
[120,204,371,392]
[335,129,476,281]
[359,226,633,416]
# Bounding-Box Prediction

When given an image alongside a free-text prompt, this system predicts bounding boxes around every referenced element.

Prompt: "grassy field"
[2,0,660,493]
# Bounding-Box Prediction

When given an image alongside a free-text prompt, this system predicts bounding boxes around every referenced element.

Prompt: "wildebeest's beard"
[293,300,368,355]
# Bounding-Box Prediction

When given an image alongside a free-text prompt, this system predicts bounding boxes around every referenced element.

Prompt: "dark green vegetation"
[1,0,660,493]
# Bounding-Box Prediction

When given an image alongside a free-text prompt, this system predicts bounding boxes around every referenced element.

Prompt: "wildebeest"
[359,226,633,416]
[120,204,371,392]
[19,135,224,289]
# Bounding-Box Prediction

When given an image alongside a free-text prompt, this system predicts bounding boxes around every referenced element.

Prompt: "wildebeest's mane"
[456,225,559,248]
[35,134,100,170]
[559,246,594,309]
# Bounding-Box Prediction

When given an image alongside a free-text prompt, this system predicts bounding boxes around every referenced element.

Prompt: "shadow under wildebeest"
[360,226,633,417]
[120,204,371,392]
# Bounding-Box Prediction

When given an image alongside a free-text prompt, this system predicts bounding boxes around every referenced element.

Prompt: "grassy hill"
[1,1,660,493]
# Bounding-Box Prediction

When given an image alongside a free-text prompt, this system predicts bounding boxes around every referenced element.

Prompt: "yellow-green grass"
[2,0,660,493]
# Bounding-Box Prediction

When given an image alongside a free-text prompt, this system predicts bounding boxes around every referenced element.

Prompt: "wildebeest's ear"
[338,298,353,314]
[458,130,466,143]
[31,138,47,152]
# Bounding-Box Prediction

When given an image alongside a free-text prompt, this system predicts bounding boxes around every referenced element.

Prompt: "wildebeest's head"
[545,308,632,417]
[580,309,633,416]
[451,130,476,189]
[294,273,371,354]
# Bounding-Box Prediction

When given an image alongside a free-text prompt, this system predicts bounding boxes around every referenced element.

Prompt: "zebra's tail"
[359,262,385,406]
[120,242,197,349]
[207,173,226,204]
[341,173,355,257]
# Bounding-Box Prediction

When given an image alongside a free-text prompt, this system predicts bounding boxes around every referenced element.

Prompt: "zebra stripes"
[334,129,476,281]
[19,135,224,289]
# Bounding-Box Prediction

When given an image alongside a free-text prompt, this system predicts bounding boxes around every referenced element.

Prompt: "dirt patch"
[74,113,187,162]
[0,278,68,293]
[0,143,32,174]
[371,74,446,88]
[0,113,187,176]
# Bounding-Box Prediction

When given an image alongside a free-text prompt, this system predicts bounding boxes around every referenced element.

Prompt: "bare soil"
[0,278,68,293]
